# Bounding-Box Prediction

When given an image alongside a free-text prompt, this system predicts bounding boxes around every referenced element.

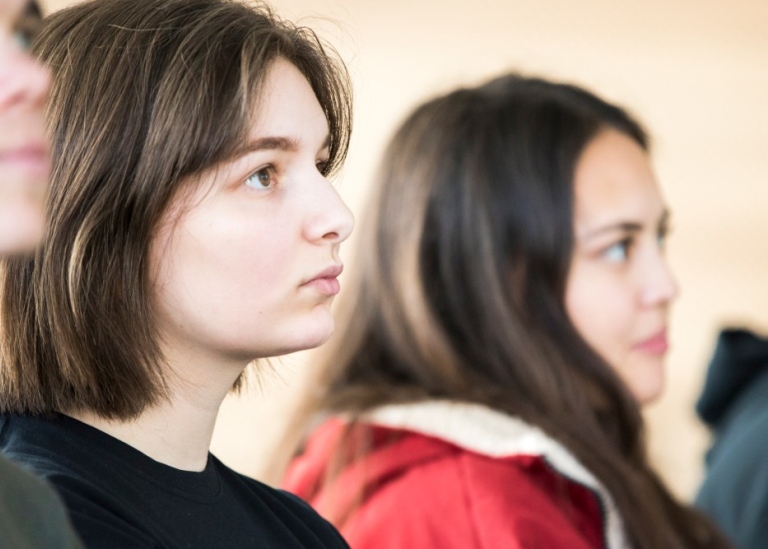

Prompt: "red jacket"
[284,401,629,549]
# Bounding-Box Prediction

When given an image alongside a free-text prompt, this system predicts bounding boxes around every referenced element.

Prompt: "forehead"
[1,0,29,21]
[573,129,663,226]
[248,58,328,140]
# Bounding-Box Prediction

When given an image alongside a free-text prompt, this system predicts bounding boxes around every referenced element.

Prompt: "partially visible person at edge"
[282,74,733,548]
[0,0,353,547]
[0,1,83,547]
[696,328,768,549]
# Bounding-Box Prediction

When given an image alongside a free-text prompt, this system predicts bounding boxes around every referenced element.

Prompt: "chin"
[637,388,664,406]
[300,320,336,350]
[618,352,667,405]
[0,207,45,254]
[632,369,666,405]
[276,313,336,355]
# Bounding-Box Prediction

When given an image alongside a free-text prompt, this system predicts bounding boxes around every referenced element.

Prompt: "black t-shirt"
[0,414,348,549]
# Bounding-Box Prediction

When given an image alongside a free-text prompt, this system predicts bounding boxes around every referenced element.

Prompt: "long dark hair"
[301,74,729,548]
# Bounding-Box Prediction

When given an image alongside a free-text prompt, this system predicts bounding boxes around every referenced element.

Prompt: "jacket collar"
[366,400,629,549]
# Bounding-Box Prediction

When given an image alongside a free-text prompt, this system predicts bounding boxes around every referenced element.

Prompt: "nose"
[0,49,51,111]
[303,176,355,245]
[639,251,680,308]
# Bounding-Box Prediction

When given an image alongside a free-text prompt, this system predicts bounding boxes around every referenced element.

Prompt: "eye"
[602,238,632,263]
[13,29,33,51]
[657,224,670,250]
[244,166,276,190]
[13,7,42,52]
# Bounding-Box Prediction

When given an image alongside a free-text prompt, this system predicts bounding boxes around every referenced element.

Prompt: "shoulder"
[1,414,95,473]
[1,414,119,497]
[2,415,176,547]
[24,459,159,548]
[345,436,601,549]
[697,328,768,429]
[696,405,768,549]
[698,384,768,505]
[0,414,96,504]
[287,407,609,549]
[214,457,349,548]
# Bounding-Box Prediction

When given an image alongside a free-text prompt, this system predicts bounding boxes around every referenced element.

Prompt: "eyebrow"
[234,134,331,157]
[10,0,41,21]
[10,0,42,34]
[580,210,670,240]
[25,0,42,19]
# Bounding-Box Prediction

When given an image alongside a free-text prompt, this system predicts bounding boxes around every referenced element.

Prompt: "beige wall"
[42,0,768,499]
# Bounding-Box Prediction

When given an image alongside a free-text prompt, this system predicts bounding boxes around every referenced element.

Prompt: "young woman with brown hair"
[283,75,733,548]
[0,0,353,546]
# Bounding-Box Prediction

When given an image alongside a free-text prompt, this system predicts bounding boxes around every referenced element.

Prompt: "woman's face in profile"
[0,0,50,254]
[149,58,354,371]
[565,129,679,405]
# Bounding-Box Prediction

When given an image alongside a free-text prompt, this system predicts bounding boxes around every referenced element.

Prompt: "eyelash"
[13,13,41,52]
[602,225,670,263]
[603,238,633,263]
[243,159,330,191]
[657,224,669,248]
[244,165,277,190]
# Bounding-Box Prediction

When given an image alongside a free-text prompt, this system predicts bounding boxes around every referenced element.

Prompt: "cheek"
[565,267,635,364]
[150,206,296,318]
[192,213,294,289]
[212,235,295,309]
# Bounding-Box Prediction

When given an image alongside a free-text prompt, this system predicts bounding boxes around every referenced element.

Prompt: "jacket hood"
[697,328,768,427]
[287,400,628,549]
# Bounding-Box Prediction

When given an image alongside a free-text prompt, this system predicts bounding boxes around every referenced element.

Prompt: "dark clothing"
[0,414,349,549]
[695,328,768,549]
[0,454,83,549]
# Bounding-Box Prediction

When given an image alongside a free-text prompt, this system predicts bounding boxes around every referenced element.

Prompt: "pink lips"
[0,144,50,177]
[633,330,669,355]
[302,264,343,296]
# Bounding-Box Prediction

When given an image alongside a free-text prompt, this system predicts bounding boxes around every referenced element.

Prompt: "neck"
[69,352,246,472]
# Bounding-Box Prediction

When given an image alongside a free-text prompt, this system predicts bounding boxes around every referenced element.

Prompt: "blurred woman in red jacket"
[283,74,732,548]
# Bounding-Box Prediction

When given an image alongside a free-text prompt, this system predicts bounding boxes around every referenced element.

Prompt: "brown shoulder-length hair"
[0,0,352,420]
[297,74,730,548]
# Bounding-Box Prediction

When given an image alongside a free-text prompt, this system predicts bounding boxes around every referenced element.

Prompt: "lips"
[0,144,50,178]
[302,264,343,296]
[633,330,669,355]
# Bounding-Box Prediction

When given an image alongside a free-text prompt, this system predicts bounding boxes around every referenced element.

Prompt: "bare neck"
[69,355,246,472]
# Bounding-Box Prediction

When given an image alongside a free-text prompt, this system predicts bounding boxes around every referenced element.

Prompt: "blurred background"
[41,0,768,500]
